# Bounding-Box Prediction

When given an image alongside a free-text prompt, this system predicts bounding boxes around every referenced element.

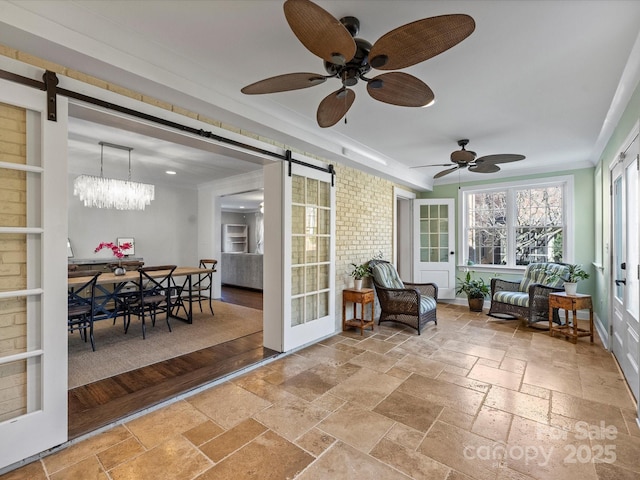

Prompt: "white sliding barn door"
[263,160,335,352]
[0,80,69,468]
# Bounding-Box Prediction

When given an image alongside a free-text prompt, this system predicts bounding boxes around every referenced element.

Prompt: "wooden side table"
[548,292,593,343]
[342,288,375,335]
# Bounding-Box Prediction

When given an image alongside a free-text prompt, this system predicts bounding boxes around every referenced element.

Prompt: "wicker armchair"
[369,259,437,334]
[487,262,569,325]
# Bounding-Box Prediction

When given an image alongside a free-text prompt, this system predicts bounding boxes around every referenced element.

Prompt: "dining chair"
[125,265,177,339]
[191,259,217,316]
[68,270,102,351]
[109,260,146,327]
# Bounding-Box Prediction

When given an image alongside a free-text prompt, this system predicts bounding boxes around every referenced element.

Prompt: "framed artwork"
[67,239,74,258]
[117,237,135,256]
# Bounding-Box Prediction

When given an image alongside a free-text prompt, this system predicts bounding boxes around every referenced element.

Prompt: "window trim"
[458,176,574,271]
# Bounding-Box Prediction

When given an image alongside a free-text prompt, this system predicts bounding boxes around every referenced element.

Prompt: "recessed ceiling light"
[165,170,177,175]
[239,206,245,209]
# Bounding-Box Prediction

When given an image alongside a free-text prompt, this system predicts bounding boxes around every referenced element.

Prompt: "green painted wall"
[593,76,640,330]
[420,167,596,301]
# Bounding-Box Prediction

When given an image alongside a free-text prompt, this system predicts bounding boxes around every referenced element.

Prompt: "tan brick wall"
[0,102,28,422]
[334,164,398,321]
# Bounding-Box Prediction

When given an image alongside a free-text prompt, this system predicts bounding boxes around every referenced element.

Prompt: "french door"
[263,161,335,352]
[611,131,639,402]
[413,199,456,299]
[0,81,68,468]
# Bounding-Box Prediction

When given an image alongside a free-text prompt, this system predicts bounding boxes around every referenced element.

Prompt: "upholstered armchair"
[488,262,569,325]
[369,259,437,334]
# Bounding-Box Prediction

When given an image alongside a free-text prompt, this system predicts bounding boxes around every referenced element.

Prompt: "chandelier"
[73,141,155,211]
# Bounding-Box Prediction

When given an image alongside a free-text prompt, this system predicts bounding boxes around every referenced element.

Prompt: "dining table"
[67,266,216,325]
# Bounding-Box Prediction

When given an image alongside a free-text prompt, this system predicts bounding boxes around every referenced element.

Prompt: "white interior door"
[413,199,456,299]
[611,133,639,402]
[263,160,335,352]
[0,81,68,468]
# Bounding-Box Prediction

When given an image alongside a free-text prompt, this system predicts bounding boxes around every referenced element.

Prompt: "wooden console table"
[342,288,375,336]
[548,292,593,343]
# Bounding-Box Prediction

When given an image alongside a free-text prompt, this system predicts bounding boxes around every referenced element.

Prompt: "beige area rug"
[68,300,262,389]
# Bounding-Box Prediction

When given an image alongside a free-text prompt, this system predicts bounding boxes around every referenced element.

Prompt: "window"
[460,178,572,268]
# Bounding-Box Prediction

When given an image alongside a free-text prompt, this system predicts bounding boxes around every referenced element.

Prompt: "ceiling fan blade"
[317,88,355,128]
[434,165,460,179]
[410,163,453,169]
[284,0,356,65]
[469,163,501,174]
[366,72,434,107]
[475,154,526,164]
[241,73,327,94]
[369,14,475,70]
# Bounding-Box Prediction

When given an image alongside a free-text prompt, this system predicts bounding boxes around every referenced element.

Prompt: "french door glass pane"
[292,237,304,265]
[292,206,305,234]
[0,356,43,423]
[318,182,330,207]
[318,237,329,262]
[292,175,305,203]
[306,179,318,205]
[305,237,317,263]
[305,294,318,322]
[319,265,329,290]
[305,265,318,291]
[291,297,304,326]
[291,267,304,296]
[318,292,329,317]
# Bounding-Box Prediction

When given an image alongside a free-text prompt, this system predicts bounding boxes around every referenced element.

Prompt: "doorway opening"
[66,104,277,438]
[394,187,415,281]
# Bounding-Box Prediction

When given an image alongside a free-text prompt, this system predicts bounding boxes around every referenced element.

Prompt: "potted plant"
[349,261,371,290]
[456,270,490,312]
[547,264,590,296]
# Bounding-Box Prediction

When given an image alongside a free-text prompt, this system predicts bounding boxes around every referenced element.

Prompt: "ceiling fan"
[413,139,526,178]
[241,0,475,128]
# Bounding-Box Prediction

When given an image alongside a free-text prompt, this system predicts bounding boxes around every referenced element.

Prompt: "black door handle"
[615,279,626,286]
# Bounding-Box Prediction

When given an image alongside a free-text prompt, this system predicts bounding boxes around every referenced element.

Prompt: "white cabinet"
[222,224,248,253]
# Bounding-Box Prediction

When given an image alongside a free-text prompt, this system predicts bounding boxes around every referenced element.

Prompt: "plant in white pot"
[548,264,590,296]
[456,270,490,312]
[349,261,371,290]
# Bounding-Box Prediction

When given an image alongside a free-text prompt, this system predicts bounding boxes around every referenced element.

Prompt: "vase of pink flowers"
[95,241,132,275]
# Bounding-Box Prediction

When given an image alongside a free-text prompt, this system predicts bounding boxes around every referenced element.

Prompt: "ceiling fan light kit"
[241,0,475,127]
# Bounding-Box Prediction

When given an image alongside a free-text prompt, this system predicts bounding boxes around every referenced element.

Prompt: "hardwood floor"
[68,287,270,439]
[220,284,264,310]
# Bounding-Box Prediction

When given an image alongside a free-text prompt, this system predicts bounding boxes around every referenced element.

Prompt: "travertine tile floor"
[3,304,639,480]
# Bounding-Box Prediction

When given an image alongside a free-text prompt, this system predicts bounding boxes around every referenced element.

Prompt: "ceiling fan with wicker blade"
[412,139,526,178]
[241,0,475,128]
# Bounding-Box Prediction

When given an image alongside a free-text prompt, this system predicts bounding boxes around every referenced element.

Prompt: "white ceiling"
[2,1,640,190]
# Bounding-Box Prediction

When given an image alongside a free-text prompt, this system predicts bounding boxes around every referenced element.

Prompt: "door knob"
[615,279,626,286]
